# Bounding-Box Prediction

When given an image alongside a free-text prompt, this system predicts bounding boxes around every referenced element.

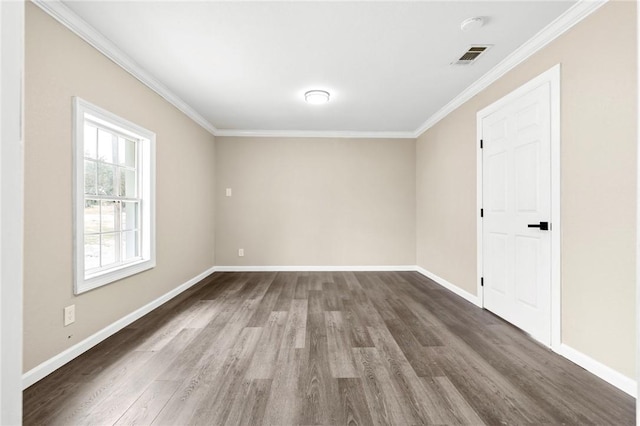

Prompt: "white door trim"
[476,64,561,349]
[0,0,25,424]
[636,0,640,419]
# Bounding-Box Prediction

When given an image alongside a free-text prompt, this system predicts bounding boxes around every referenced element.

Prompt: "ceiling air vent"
[452,45,491,65]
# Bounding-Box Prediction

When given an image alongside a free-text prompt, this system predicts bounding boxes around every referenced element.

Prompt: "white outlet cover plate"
[64,305,75,326]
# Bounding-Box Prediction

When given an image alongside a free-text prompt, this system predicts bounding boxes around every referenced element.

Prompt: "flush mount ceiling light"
[304,90,330,104]
[460,17,484,32]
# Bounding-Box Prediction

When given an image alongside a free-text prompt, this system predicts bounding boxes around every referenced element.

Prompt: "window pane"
[122,231,139,261]
[84,199,100,234]
[84,124,98,159]
[101,201,118,233]
[121,202,138,231]
[101,233,117,267]
[119,168,137,197]
[84,160,97,195]
[118,137,136,167]
[97,129,114,163]
[85,235,100,271]
[97,163,115,195]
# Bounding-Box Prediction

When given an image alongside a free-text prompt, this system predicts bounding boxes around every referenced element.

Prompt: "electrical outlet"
[238,248,244,257]
[226,188,232,197]
[64,305,75,326]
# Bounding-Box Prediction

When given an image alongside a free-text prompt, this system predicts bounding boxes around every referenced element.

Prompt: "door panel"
[515,141,539,212]
[514,235,539,308]
[487,152,508,212]
[488,232,508,294]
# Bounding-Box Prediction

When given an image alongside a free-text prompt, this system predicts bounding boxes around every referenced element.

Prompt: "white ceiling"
[62,1,576,135]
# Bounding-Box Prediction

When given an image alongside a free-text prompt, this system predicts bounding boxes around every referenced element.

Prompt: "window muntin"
[83,122,141,277]
[74,97,155,294]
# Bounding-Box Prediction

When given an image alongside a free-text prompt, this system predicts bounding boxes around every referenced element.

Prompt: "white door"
[481,82,552,345]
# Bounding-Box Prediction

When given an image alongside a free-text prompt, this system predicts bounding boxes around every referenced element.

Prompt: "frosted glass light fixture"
[304,90,330,104]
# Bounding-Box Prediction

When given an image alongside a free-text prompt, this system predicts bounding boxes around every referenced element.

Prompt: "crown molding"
[412,0,608,138]
[34,0,607,140]
[215,129,416,139]
[32,0,218,136]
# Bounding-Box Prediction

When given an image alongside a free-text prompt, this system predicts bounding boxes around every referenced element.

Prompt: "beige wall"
[215,137,416,266]
[24,0,636,386]
[24,3,216,371]
[417,1,637,379]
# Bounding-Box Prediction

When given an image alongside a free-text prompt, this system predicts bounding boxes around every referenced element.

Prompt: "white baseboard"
[214,265,416,272]
[554,343,637,398]
[415,266,481,307]
[22,265,217,389]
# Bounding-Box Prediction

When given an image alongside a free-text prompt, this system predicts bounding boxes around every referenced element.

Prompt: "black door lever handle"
[528,221,549,231]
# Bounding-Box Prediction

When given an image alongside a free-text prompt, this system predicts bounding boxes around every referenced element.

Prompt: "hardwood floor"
[23,271,635,425]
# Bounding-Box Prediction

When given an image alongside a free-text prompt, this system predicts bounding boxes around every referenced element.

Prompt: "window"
[73,97,155,294]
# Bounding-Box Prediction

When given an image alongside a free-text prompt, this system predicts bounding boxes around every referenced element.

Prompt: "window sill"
[75,258,155,295]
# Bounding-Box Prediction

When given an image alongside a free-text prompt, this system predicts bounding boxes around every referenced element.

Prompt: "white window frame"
[73,97,155,294]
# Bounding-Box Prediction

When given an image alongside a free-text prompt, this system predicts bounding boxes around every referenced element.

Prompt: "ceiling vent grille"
[452,45,491,65]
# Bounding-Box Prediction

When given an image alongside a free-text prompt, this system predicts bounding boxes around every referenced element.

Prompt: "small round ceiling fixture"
[304,90,330,105]
[460,17,484,32]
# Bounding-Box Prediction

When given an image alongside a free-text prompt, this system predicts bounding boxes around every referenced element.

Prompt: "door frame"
[0,0,24,423]
[635,1,639,419]
[476,64,561,349]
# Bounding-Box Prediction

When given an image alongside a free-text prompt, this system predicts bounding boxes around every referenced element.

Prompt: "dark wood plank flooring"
[23,271,635,425]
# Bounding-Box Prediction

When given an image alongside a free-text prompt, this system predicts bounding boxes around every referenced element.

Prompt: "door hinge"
[480,208,483,218]
[480,139,483,149]
[481,277,484,287]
